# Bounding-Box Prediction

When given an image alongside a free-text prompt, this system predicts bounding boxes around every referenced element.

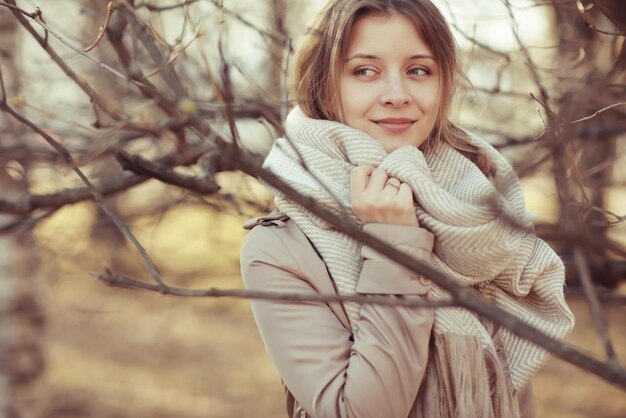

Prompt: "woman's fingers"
[366,168,388,191]
[350,165,374,195]
[384,177,401,193]
[350,166,419,226]
[398,182,413,201]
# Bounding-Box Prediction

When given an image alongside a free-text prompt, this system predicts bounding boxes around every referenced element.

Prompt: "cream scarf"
[263,107,575,417]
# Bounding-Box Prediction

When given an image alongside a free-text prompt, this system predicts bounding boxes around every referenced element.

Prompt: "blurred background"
[0,0,625,417]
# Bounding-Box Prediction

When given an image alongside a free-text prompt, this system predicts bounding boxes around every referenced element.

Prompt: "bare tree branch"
[92,271,455,308]
[222,137,626,389]
[116,149,220,194]
[0,67,166,291]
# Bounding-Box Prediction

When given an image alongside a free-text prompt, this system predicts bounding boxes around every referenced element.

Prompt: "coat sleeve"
[240,223,435,418]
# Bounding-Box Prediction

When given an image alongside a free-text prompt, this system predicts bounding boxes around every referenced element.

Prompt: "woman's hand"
[350,166,419,227]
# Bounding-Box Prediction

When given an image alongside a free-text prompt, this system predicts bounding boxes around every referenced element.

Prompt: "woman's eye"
[407,67,429,76]
[354,67,376,77]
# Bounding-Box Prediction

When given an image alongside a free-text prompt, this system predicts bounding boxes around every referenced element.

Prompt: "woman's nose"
[380,76,412,108]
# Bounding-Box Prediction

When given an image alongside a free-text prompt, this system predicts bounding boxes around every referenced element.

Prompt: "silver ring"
[385,178,401,190]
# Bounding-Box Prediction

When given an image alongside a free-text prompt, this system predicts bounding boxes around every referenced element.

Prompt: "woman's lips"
[373,118,415,132]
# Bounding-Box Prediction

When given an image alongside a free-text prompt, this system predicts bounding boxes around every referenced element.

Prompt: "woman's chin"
[378,138,420,154]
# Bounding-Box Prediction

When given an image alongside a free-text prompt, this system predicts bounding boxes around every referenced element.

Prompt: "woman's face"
[339,13,441,153]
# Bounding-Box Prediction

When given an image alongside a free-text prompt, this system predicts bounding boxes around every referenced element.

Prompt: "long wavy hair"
[291,0,493,174]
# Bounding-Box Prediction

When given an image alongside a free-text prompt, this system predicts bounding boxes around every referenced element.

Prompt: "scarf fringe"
[411,333,520,418]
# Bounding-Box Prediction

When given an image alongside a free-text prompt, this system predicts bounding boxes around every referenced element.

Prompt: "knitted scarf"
[263,107,575,417]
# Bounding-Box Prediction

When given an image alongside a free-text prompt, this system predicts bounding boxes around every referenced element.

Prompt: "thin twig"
[502,0,551,108]
[474,86,532,98]
[584,22,626,36]
[529,92,592,207]
[143,28,202,78]
[115,4,187,99]
[566,288,626,306]
[0,1,137,83]
[4,0,124,120]
[450,21,512,60]
[569,202,626,226]
[217,27,240,147]
[205,0,289,46]
[0,0,38,17]
[279,37,291,125]
[84,2,116,52]
[134,0,201,12]
[573,247,620,365]
[0,210,56,235]
[575,1,626,37]
[569,101,626,125]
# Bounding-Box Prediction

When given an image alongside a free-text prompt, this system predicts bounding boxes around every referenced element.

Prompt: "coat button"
[419,277,432,286]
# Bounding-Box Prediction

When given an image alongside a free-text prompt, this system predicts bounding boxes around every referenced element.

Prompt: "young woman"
[240,1,575,417]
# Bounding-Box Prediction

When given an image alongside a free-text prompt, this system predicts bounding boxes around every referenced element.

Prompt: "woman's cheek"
[422,83,441,110]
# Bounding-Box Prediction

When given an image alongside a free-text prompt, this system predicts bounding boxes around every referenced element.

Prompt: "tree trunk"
[550,3,622,287]
[0,8,49,417]
[268,0,288,98]
[81,0,128,248]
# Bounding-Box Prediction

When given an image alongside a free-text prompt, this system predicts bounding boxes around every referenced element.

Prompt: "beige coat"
[240,213,535,418]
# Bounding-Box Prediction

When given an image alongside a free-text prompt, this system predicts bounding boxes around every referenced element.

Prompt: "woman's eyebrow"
[346,53,435,61]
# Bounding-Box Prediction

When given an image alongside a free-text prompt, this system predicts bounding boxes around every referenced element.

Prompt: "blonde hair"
[291,0,493,175]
